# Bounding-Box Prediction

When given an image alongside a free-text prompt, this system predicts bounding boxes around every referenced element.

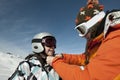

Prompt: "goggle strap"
[86,11,106,29]
[32,39,42,43]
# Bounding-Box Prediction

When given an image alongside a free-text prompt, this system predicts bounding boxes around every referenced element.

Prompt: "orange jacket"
[52,24,120,80]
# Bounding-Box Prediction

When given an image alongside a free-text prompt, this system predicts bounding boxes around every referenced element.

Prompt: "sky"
[0,0,120,57]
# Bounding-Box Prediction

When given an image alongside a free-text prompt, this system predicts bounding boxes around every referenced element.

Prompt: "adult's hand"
[55,54,63,58]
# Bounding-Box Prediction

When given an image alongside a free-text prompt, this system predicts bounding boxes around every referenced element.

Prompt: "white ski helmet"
[32,32,56,53]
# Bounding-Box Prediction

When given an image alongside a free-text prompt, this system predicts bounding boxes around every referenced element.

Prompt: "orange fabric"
[62,33,104,66]
[63,53,86,65]
[87,33,104,59]
[114,74,120,80]
[52,24,120,80]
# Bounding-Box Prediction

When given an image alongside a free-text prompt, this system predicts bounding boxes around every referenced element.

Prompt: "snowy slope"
[0,52,23,80]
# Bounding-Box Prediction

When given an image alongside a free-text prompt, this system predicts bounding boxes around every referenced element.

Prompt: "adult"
[46,0,120,80]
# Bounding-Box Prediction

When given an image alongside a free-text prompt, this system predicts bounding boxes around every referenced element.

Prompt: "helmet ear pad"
[32,42,44,53]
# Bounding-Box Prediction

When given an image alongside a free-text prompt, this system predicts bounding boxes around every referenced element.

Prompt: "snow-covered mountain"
[0,51,23,80]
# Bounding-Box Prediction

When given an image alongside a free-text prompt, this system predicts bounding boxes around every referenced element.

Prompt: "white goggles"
[75,11,106,37]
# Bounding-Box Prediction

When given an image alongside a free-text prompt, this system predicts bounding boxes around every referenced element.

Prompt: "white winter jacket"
[8,57,61,80]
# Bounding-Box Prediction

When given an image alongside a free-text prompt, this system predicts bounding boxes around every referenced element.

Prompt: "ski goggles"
[32,36,56,48]
[75,11,105,37]
[42,36,56,48]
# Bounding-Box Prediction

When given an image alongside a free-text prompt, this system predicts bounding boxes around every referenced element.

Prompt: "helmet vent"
[34,46,38,49]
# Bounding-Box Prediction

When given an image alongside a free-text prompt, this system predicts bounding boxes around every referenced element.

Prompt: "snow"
[0,51,23,80]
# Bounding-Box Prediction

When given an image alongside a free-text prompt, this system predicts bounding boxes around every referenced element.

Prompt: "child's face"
[44,46,55,56]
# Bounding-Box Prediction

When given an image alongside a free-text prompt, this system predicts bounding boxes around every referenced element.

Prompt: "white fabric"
[9,57,60,80]
[104,10,120,37]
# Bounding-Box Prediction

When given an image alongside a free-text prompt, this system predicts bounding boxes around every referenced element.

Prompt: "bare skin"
[44,46,55,56]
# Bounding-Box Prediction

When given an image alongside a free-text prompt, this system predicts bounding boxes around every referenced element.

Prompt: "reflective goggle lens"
[75,23,88,37]
[76,25,86,35]
[42,37,56,48]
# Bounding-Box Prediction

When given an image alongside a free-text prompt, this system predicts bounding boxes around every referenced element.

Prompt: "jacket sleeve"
[8,61,31,80]
[62,53,86,65]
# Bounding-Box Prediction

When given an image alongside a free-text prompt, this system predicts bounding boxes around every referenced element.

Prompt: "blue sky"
[0,0,119,57]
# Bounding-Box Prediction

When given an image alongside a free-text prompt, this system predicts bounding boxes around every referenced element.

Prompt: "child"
[8,32,62,80]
